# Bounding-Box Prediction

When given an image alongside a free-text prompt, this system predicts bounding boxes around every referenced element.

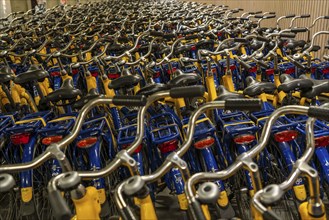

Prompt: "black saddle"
[46,78,81,105]
[286,39,306,50]
[243,76,276,96]
[137,83,168,97]
[72,88,102,109]
[299,75,329,98]
[277,74,313,93]
[167,69,201,87]
[0,66,14,83]
[108,69,142,90]
[215,85,244,101]
[14,65,49,84]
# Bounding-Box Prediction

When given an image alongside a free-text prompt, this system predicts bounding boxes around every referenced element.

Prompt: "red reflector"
[42,135,63,145]
[72,69,79,75]
[194,136,215,149]
[191,46,196,50]
[50,71,60,77]
[11,133,30,145]
[153,71,161,78]
[122,144,142,153]
[167,67,177,75]
[285,68,295,75]
[274,130,298,143]
[233,134,255,145]
[315,136,329,147]
[323,68,329,74]
[248,66,257,73]
[266,69,274,76]
[108,73,120,79]
[91,71,98,77]
[159,140,178,153]
[76,137,97,148]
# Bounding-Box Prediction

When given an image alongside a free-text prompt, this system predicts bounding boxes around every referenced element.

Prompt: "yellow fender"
[72,186,101,220]
[140,195,158,220]
[298,202,326,220]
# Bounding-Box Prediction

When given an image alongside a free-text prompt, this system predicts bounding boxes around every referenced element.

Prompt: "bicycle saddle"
[196,39,214,49]
[167,69,201,87]
[285,39,306,50]
[299,75,329,98]
[72,88,103,109]
[0,66,14,83]
[46,78,82,104]
[137,82,168,96]
[174,45,192,55]
[14,65,49,84]
[108,69,142,90]
[277,74,313,93]
[243,76,276,96]
[215,85,244,101]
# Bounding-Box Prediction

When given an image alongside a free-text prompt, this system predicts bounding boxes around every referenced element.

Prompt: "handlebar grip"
[150,31,163,37]
[264,14,276,19]
[279,32,296,38]
[163,33,176,39]
[48,190,72,220]
[285,14,295,18]
[254,11,263,14]
[263,210,281,220]
[291,27,308,33]
[121,206,137,220]
[269,12,276,14]
[255,15,263,19]
[187,201,207,220]
[239,60,252,70]
[185,35,199,40]
[324,16,329,19]
[170,86,205,98]
[301,14,310,18]
[308,106,329,121]
[224,99,262,111]
[234,38,248,43]
[256,36,271,43]
[226,17,237,21]
[112,95,147,106]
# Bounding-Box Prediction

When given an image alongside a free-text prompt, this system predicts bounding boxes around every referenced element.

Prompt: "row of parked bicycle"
[0,0,329,219]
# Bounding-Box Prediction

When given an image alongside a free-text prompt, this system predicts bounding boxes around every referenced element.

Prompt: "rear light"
[76,137,98,148]
[159,140,178,153]
[90,71,98,77]
[194,137,215,149]
[266,69,274,76]
[322,68,329,74]
[274,130,298,143]
[167,67,177,75]
[50,71,60,77]
[191,45,196,50]
[108,73,120,79]
[42,135,63,145]
[315,136,329,147]
[72,69,79,75]
[233,134,255,145]
[122,144,142,153]
[153,71,161,78]
[11,133,30,145]
[285,68,295,75]
[248,66,257,73]
[224,65,236,72]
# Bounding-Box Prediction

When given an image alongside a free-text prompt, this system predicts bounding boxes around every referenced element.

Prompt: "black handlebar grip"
[121,206,137,220]
[325,45,329,49]
[185,35,199,40]
[291,27,308,33]
[226,17,237,21]
[188,201,207,220]
[264,14,276,19]
[285,14,295,18]
[258,60,270,69]
[239,60,252,70]
[150,31,163,37]
[240,17,249,21]
[263,210,281,220]
[112,95,147,106]
[48,189,72,220]
[254,11,263,14]
[254,15,263,19]
[170,86,205,98]
[224,99,262,111]
[256,35,271,42]
[163,33,176,39]
[185,16,194,21]
[324,16,329,19]
[279,32,296,38]
[234,38,248,43]
[269,12,276,14]
[301,14,310,18]
[308,106,329,121]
